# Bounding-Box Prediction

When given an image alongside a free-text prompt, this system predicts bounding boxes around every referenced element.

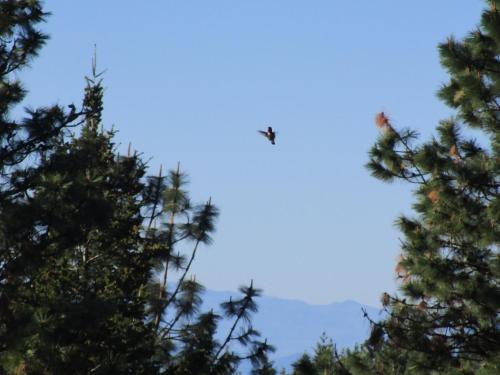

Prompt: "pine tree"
[313,333,335,375]
[251,357,277,375]
[292,354,317,375]
[366,0,500,372]
[143,163,274,374]
[0,0,86,368]
[2,56,158,374]
[290,334,351,375]
[0,1,273,373]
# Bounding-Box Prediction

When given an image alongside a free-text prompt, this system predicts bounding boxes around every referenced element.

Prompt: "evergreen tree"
[366,0,500,372]
[143,163,274,374]
[0,1,273,373]
[312,333,350,375]
[292,354,317,375]
[313,333,335,375]
[337,342,409,375]
[251,356,277,375]
[1,56,158,374]
[0,0,87,369]
[290,334,351,375]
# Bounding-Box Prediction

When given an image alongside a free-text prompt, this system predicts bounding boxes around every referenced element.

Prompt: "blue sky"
[22,1,485,306]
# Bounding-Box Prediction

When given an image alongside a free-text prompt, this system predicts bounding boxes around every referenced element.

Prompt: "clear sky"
[21,1,485,306]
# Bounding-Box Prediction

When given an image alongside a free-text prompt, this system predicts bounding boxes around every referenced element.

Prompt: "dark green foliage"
[292,354,317,375]
[0,1,273,374]
[167,312,222,374]
[0,54,158,374]
[251,356,278,375]
[314,333,336,374]
[289,334,351,375]
[0,0,84,366]
[364,0,500,373]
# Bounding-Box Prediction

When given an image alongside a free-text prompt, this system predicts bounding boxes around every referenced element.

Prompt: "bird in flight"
[258,126,276,145]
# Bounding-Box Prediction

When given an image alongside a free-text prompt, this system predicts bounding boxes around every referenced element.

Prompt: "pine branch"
[393,129,428,185]
[146,164,163,230]
[155,162,181,331]
[163,239,200,310]
[212,281,255,366]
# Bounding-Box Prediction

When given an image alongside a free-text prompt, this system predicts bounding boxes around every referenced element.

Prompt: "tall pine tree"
[0,1,273,373]
[366,0,500,372]
[0,0,87,367]
[2,55,158,374]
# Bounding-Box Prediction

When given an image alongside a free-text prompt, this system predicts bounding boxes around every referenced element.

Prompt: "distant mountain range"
[200,289,382,373]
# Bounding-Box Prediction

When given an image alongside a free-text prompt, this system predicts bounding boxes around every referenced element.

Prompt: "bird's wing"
[257,130,268,136]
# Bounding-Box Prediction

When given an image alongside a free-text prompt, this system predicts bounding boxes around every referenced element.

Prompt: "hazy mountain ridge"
[200,289,382,372]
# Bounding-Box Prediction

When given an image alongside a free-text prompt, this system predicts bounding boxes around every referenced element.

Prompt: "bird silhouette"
[258,126,276,145]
